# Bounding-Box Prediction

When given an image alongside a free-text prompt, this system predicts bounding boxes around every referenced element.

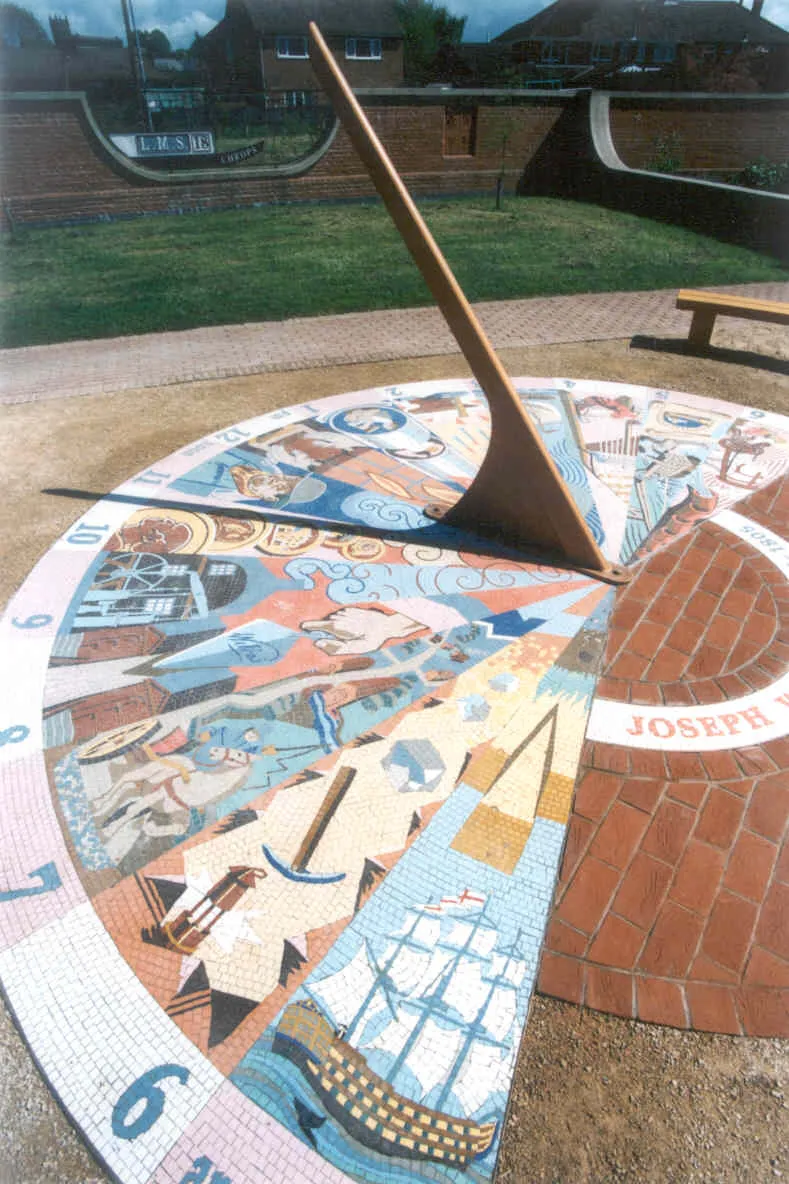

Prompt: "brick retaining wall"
[609,95,789,173]
[0,91,565,226]
[1,90,788,234]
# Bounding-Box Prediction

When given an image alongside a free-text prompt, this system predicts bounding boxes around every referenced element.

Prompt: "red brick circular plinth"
[538,474,789,1036]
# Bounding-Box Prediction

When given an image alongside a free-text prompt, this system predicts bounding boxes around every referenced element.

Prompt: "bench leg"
[688,309,716,347]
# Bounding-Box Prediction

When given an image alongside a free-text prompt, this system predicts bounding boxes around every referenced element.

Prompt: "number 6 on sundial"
[308,23,629,585]
[111,1064,190,1140]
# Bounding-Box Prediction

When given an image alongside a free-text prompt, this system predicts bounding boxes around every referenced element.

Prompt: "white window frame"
[276,36,308,59]
[282,89,310,107]
[143,597,177,615]
[345,37,382,60]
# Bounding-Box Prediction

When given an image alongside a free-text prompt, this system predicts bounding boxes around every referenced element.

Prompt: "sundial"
[1,27,788,1184]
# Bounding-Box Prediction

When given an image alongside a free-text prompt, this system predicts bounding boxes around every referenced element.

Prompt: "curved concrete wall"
[519,91,788,260]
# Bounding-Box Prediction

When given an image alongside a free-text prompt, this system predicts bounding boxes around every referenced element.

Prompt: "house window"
[444,107,477,157]
[145,89,204,110]
[541,39,561,63]
[276,36,308,58]
[652,43,675,63]
[281,90,311,107]
[619,40,645,63]
[593,41,613,62]
[566,41,590,66]
[345,37,382,60]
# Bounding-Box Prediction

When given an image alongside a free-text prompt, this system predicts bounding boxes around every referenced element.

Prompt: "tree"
[680,42,772,93]
[394,0,466,85]
[137,27,172,57]
[188,31,206,59]
[0,3,49,46]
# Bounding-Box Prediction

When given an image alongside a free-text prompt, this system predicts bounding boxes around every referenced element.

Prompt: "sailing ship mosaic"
[2,377,789,1183]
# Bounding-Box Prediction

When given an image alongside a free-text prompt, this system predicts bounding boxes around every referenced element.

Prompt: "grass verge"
[1,196,786,348]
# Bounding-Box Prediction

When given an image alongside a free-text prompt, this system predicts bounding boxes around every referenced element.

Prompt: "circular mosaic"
[2,378,788,1183]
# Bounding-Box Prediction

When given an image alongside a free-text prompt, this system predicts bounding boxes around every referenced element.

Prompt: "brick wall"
[2,91,788,229]
[1,108,133,198]
[610,97,789,172]
[260,40,404,90]
[0,92,565,226]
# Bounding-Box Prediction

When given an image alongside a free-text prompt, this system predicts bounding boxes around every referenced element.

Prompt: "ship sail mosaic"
[2,377,789,1183]
[272,893,523,1167]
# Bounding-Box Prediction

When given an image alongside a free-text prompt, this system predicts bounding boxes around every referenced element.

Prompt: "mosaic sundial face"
[2,378,788,1184]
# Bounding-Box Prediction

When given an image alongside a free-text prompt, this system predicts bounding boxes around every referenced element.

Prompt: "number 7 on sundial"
[308,22,628,585]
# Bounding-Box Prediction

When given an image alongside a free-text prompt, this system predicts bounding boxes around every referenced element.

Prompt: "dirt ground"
[1,331,788,1182]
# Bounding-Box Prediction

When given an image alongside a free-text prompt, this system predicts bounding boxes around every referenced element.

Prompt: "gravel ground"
[500,998,788,1184]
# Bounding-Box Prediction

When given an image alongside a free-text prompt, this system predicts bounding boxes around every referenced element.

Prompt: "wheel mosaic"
[2,377,789,1183]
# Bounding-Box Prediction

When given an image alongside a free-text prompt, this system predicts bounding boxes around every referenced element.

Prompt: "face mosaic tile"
[2,377,789,1182]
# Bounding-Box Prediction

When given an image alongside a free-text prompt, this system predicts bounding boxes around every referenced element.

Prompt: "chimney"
[752,0,764,16]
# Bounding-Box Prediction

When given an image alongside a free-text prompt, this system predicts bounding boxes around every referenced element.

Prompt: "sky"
[18,0,789,51]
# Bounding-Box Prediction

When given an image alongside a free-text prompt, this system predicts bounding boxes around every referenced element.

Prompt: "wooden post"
[308,24,628,584]
[293,766,356,872]
[688,309,716,348]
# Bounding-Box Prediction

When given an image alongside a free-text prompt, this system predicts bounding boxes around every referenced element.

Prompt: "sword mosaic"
[2,376,788,1183]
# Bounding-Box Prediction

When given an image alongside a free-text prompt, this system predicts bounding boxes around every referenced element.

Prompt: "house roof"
[226,0,403,38]
[496,1,789,45]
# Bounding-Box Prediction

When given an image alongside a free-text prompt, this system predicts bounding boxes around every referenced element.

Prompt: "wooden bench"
[676,288,789,347]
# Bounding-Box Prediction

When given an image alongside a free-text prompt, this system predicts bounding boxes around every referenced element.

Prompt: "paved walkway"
[3,281,788,405]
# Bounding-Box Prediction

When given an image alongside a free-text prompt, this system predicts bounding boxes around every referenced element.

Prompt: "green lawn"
[1,196,786,348]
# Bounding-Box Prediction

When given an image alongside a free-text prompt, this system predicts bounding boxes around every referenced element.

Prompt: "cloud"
[23,0,224,45]
[446,0,543,43]
[19,0,789,50]
[155,8,219,45]
[457,1,543,42]
[763,0,789,27]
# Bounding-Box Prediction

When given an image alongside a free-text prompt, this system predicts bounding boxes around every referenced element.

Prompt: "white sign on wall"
[110,131,214,159]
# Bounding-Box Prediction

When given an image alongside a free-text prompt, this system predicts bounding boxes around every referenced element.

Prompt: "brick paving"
[539,472,789,1037]
[2,280,788,406]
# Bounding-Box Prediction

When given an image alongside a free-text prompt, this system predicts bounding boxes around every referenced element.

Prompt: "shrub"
[734,158,789,194]
[648,131,683,175]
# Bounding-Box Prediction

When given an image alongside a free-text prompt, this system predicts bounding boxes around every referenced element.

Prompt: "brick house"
[201,0,404,101]
[495,0,789,91]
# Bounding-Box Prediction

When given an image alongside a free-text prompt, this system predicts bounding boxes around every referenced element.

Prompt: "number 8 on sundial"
[0,725,29,747]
